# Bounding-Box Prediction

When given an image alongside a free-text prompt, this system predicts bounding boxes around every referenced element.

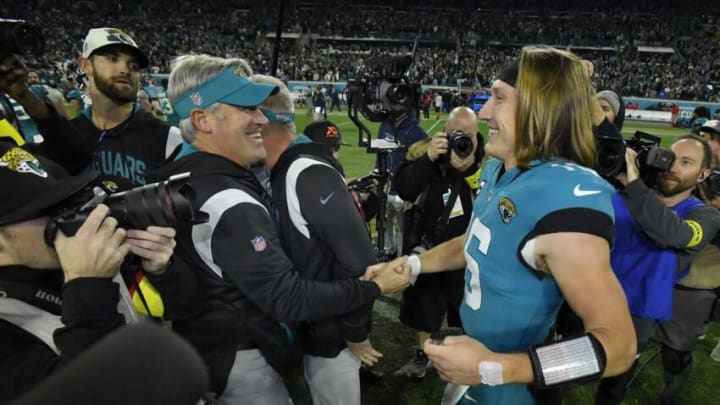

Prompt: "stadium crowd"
[1,1,720,404]
[2,0,719,101]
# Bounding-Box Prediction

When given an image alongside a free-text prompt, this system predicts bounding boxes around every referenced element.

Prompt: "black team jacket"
[270,141,377,358]
[147,149,381,394]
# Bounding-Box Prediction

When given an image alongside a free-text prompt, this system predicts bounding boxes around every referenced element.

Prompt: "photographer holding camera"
[595,134,720,405]
[0,143,177,402]
[392,106,483,379]
[1,26,184,318]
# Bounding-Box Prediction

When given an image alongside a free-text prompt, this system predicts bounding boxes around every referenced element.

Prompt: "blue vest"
[611,193,702,321]
[460,159,615,405]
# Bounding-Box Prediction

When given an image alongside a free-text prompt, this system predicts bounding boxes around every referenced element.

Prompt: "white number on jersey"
[464,218,491,310]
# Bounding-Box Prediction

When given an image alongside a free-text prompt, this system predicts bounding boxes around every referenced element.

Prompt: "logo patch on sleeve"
[251,236,267,252]
[684,220,703,248]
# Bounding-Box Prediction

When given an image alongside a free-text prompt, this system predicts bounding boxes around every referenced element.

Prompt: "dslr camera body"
[43,173,206,246]
[595,131,675,186]
[438,129,474,164]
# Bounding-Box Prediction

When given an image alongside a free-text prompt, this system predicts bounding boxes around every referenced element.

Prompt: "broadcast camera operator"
[595,134,720,405]
[649,120,720,404]
[0,143,176,402]
[157,54,410,404]
[392,106,483,379]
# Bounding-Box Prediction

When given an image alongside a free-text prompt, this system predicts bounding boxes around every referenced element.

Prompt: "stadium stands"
[1,0,718,102]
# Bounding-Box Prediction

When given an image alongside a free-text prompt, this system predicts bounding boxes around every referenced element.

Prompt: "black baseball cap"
[0,143,98,226]
[303,120,348,147]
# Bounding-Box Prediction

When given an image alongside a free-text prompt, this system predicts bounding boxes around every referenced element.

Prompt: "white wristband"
[408,254,422,285]
[478,361,504,386]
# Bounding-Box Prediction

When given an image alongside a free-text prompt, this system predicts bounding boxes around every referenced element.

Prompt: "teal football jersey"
[459,158,615,405]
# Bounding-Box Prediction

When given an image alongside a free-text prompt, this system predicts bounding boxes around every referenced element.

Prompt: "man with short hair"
[155,55,409,404]
[0,27,182,187]
[255,74,380,405]
[596,135,720,405]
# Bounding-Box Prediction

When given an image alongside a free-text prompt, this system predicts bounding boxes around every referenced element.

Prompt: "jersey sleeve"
[517,163,616,271]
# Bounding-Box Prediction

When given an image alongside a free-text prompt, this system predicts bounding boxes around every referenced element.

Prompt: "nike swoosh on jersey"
[573,184,602,197]
[320,191,336,204]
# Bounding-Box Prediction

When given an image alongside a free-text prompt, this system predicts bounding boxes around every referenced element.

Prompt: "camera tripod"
[348,101,404,262]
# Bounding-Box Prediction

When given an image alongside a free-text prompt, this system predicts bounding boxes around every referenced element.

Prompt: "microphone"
[12,322,208,405]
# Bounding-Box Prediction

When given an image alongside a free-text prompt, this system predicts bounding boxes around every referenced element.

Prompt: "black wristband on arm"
[528,332,607,389]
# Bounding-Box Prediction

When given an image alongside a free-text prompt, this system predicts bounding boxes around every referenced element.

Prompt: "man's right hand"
[0,53,31,99]
[54,204,132,282]
[369,256,410,294]
[427,133,449,162]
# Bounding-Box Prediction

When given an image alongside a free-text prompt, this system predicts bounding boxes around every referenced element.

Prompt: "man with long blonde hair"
[371,46,636,404]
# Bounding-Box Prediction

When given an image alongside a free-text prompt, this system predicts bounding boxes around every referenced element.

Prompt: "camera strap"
[432,178,463,244]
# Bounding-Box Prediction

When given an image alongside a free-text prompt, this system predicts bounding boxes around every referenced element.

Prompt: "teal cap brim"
[173,66,279,118]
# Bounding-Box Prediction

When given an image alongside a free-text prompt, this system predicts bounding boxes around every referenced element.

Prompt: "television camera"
[346,47,421,260]
[595,131,675,187]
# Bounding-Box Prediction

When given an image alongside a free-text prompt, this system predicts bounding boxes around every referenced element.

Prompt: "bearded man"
[596,135,720,405]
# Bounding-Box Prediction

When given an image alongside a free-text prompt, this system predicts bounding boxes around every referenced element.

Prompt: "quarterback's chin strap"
[528,333,607,388]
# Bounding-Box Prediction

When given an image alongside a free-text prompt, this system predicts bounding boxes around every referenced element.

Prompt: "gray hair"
[167,54,253,142]
[251,74,296,134]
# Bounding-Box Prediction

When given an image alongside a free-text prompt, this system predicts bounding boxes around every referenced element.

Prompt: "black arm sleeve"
[212,203,381,323]
[144,255,205,321]
[622,180,720,251]
[0,278,123,402]
[54,278,125,358]
[395,154,436,202]
[297,165,377,342]
[32,109,93,174]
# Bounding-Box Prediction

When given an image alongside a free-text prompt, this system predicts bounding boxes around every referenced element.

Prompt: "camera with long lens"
[595,131,675,186]
[0,19,45,56]
[43,172,207,246]
[438,130,474,163]
[347,54,420,123]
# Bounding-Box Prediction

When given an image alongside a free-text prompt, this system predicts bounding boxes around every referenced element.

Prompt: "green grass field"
[290,110,720,405]
[295,111,689,179]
